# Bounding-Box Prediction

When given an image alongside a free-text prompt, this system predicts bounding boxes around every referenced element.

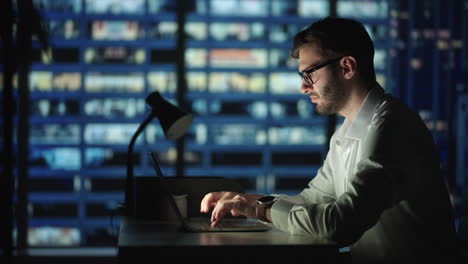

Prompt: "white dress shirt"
[270,84,459,263]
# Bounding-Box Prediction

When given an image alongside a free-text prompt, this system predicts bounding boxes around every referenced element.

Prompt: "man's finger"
[211,210,226,227]
[200,192,220,213]
[211,200,229,224]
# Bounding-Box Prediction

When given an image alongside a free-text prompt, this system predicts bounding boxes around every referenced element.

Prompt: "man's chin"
[316,104,335,115]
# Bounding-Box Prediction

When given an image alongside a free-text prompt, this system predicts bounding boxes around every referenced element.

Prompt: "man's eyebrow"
[300,63,318,72]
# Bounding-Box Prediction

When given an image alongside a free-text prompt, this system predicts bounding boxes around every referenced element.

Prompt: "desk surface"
[118,217,339,263]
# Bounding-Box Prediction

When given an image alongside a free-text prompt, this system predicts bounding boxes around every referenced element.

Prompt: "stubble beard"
[315,72,349,115]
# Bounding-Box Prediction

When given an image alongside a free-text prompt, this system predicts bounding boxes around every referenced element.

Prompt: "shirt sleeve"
[270,118,403,246]
[270,146,337,232]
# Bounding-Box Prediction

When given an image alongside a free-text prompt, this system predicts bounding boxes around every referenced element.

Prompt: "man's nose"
[300,81,314,94]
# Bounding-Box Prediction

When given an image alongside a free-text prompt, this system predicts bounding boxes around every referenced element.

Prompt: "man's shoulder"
[371,94,418,127]
[367,94,432,146]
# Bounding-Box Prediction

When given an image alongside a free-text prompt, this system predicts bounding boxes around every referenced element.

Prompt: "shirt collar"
[343,83,385,140]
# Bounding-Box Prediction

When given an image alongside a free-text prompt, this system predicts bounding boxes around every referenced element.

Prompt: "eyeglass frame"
[298,56,344,86]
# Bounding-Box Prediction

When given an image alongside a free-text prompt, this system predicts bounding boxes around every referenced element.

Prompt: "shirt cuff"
[270,198,295,232]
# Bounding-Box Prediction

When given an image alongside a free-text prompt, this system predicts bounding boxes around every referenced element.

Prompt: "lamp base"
[134,176,166,219]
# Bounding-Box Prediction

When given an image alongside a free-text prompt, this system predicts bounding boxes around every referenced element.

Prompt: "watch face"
[258,196,276,204]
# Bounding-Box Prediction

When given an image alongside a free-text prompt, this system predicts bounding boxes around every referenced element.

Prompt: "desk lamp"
[125,91,193,216]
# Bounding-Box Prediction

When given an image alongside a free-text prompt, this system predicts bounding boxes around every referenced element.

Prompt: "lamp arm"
[125,112,157,216]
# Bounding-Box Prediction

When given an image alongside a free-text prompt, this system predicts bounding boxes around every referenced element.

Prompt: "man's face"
[298,44,349,115]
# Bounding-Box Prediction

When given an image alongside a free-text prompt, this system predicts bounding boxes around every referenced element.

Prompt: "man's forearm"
[256,205,272,222]
[266,207,272,222]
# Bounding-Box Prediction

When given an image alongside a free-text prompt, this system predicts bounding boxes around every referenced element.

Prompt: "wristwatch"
[256,196,277,222]
[256,196,277,208]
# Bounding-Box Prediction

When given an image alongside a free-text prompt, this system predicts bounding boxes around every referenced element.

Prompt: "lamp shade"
[146,92,193,140]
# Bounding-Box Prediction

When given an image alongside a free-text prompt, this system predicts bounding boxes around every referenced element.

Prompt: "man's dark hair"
[292,16,376,84]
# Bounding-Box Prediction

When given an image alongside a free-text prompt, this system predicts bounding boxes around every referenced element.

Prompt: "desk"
[118,217,339,263]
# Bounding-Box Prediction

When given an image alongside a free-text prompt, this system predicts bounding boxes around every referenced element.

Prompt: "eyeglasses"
[298,56,343,86]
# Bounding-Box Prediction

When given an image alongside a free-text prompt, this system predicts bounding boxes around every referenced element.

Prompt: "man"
[200,17,459,263]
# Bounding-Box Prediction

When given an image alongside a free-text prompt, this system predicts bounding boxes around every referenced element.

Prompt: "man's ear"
[340,56,357,80]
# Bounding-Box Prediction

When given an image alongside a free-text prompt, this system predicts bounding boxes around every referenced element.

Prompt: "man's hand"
[200,192,263,227]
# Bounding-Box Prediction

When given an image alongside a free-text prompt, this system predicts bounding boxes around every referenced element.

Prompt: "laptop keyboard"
[187,219,238,231]
[186,218,270,232]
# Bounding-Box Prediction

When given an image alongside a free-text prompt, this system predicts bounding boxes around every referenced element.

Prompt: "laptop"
[148,152,272,232]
